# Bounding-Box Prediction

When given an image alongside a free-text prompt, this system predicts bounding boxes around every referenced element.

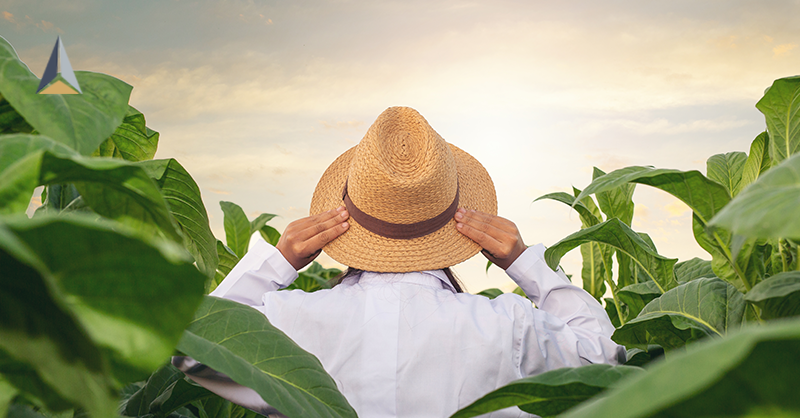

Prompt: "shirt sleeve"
[210,238,298,305]
[505,244,627,373]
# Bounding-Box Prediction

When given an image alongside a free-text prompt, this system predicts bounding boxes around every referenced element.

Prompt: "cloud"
[1,11,63,33]
[2,11,14,22]
[773,43,797,57]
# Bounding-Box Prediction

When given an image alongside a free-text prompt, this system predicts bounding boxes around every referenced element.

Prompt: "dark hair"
[334,267,465,293]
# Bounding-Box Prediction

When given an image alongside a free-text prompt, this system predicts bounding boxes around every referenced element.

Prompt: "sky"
[4,0,800,292]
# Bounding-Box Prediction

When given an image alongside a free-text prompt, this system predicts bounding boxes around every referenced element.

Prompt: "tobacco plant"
[0,36,356,418]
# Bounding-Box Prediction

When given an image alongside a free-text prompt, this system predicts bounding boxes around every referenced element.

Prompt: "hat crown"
[347,107,458,224]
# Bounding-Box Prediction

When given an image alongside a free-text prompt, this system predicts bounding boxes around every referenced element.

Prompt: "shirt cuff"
[210,239,298,303]
[505,244,572,303]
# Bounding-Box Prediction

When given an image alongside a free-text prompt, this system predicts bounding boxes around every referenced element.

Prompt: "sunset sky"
[4,0,800,291]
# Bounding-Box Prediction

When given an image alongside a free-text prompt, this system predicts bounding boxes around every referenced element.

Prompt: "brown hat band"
[342,181,460,240]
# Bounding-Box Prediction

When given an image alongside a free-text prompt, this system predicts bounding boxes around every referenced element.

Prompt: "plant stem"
[711,230,751,292]
[779,239,789,273]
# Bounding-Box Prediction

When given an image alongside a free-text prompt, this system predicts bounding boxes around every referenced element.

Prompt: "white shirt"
[184,239,625,417]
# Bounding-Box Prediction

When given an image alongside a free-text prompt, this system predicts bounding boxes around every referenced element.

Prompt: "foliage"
[0,35,352,418]
[452,74,800,417]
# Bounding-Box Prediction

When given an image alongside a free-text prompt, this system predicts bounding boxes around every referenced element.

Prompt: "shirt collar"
[341,269,457,293]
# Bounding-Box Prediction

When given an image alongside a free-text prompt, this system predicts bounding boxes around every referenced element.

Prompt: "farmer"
[175,107,625,417]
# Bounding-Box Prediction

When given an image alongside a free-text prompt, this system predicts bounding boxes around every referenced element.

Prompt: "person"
[175,107,626,417]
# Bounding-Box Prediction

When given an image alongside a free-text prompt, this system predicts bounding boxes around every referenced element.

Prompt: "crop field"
[1,33,800,418]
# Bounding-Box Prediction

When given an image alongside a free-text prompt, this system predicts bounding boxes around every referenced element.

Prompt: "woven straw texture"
[310,107,497,272]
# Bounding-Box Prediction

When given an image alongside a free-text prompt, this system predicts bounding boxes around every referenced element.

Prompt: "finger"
[458,209,517,234]
[293,207,349,242]
[456,220,504,255]
[305,219,349,251]
[455,209,508,240]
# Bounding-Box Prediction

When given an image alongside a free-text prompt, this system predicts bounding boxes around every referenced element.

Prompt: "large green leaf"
[706,152,747,197]
[592,167,635,226]
[0,221,116,418]
[5,215,206,382]
[573,166,730,224]
[673,257,714,283]
[138,159,218,280]
[756,76,800,165]
[545,218,678,293]
[177,297,357,418]
[613,277,745,350]
[744,271,800,320]
[220,201,252,259]
[562,318,800,418]
[0,36,131,155]
[0,376,17,418]
[0,95,33,134]
[579,242,607,301]
[122,363,184,417]
[710,152,800,240]
[617,281,661,320]
[93,106,159,162]
[740,131,771,191]
[450,365,643,418]
[0,349,74,411]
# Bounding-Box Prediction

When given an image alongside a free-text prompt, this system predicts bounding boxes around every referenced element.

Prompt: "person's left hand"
[276,206,350,270]
[454,208,527,270]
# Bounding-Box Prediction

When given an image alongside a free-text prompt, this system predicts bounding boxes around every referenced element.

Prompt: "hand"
[276,207,350,270]
[454,208,527,270]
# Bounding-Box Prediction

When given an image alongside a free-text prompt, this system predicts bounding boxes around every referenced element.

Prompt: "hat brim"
[310,143,497,272]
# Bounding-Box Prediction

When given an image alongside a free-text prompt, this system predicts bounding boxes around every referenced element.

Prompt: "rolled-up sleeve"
[210,238,298,305]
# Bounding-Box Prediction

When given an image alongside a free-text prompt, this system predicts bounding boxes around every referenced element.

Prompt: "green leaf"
[5,214,206,382]
[756,76,800,165]
[449,365,643,418]
[545,218,678,293]
[0,96,33,134]
[740,131,771,191]
[617,281,661,320]
[285,262,339,292]
[744,271,800,320]
[122,363,184,417]
[476,288,504,299]
[579,242,607,301]
[149,377,215,417]
[249,213,277,236]
[710,152,800,240]
[0,375,18,418]
[674,257,714,283]
[220,201,251,259]
[0,221,117,418]
[93,106,159,162]
[258,225,281,247]
[706,152,747,197]
[138,159,218,279]
[534,192,601,227]
[0,36,131,156]
[0,349,74,412]
[592,167,635,226]
[613,277,745,350]
[562,318,800,418]
[176,297,357,418]
[212,241,239,293]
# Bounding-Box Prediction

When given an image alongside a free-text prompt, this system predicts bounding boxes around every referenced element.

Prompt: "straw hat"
[310,107,497,272]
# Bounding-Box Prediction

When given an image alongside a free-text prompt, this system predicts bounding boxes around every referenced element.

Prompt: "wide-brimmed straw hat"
[310,106,497,272]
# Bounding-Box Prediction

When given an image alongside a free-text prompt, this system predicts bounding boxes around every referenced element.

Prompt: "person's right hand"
[276,206,350,270]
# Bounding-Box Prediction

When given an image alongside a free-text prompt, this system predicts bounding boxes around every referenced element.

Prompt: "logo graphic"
[36,36,82,95]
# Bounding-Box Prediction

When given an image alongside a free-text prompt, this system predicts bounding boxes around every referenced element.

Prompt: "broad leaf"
[592,167,635,226]
[0,221,117,418]
[5,215,206,382]
[0,95,33,134]
[149,375,215,417]
[674,258,714,283]
[220,201,251,258]
[0,376,16,418]
[562,319,800,418]
[449,365,643,418]
[177,297,357,418]
[740,131,771,191]
[0,36,131,155]
[250,213,277,235]
[744,271,800,320]
[617,281,661,320]
[613,277,745,350]
[93,106,159,162]
[545,218,678,293]
[259,225,281,246]
[706,152,747,197]
[579,242,607,301]
[123,363,184,417]
[285,262,340,292]
[756,75,800,165]
[710,152,800,240]
[139,159,218,279]
[476,288,503,299]
[212,240,239,292]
